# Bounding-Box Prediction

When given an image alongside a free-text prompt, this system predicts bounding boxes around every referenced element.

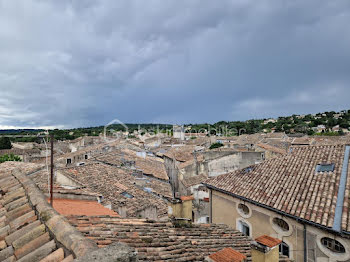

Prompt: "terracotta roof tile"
[0,162,75,261]
[163,146,197,162]
[180,196,194,201]
[49,198,120,217]
[204,145,350,232]
[58,162,172,218]
[208,247,247,262]
[94,148,168,181]
[255,235,281,248]
[256,143,287,155]
[67,215,253,261]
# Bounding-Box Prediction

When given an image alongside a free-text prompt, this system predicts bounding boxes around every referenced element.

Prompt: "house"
[93,148,168,181]
[0,154,291,261]
[204,144,350,261]
[316,124,327,133]
[164,146,264,224]
[55,162,172,220]
[332,125,340,132]
[255,143,287,159]
[263,119,277,125]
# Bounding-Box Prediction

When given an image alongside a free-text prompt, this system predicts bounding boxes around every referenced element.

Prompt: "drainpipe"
[304,224,307,262]
[209,189,212,223]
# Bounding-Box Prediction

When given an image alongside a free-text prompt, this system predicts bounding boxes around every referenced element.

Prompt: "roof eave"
[203,182,350,237]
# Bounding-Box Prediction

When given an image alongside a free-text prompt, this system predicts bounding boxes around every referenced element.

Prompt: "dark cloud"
[0,0,349,128]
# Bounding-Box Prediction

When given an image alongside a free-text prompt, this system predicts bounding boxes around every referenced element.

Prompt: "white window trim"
[279,239,294,260]
[236,202,252,219]
[270,216,293,237]
[236,218,252,237]
[316,234,350,261]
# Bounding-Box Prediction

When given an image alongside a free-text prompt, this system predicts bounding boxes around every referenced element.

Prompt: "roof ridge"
[11,167,99,258]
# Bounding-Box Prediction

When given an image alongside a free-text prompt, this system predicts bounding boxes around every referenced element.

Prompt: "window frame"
[237,220,251,237]
[321,237,346,254]
[279,241,290,257]
[272,217,290,232]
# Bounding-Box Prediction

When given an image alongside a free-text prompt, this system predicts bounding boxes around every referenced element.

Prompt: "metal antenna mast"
[50,133,54,206]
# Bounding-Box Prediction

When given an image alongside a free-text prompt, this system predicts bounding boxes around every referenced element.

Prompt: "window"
[321,238,345,253]
[238,204,250,215]
[85,154,88,160]
[121,192,134,199]
[316,163,335,172]
[238,221,250,236]
[279,242,290,257]
[66,158,72,164]
[273,218,289,231]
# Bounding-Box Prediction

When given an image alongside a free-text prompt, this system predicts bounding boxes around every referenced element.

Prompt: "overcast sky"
[0,0,350,129]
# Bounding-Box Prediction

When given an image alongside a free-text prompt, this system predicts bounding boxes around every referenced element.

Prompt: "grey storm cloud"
[0,0,350,128]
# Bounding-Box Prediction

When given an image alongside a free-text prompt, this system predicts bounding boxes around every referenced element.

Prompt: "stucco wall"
[211,189,350,262]
[208,152,263,177]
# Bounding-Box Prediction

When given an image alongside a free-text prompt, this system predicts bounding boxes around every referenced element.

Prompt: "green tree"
[0,154,21,163]
[0,137,12,149]
[209,142,224,150]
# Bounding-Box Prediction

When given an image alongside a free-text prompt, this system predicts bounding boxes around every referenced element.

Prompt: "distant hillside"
[1,109,349,141]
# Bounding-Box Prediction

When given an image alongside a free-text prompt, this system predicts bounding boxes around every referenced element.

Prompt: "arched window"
[321,238,345,253]
[238,220,250,236]
[273,218,289,231]
[238,204,250,215]
[279,241,290,257]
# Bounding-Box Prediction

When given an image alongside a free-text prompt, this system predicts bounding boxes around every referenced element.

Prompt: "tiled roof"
[256,143,287,155]
[67,215,253,261]
[58,162,172,218]
[208,247,247,262]
[49,199,120,217]
[178,154,205,169]
[163,146,196,162]
[255,235,281,248]
[0,163,72,261]
[94,149,168,180]
[0,148,41,156]
[204,145,350,233]
[182,174,208,188]
[28,169,100,197]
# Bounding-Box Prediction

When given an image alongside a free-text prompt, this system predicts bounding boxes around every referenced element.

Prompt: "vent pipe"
[333,145,350,232]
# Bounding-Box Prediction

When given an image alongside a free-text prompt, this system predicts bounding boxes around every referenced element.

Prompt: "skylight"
[121,191,134,199]
[316,163,335,173]
[243,167,253,173]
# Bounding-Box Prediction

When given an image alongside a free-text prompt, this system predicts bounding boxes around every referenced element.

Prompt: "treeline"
[2,110,350,141]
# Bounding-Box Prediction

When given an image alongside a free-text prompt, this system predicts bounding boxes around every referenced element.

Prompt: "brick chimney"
[251,235,281,262]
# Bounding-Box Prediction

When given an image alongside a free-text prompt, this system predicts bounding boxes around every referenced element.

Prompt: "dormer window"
[316,163,335,173]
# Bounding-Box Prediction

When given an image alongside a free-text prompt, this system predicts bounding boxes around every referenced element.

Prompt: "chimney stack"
[251,235,281,262]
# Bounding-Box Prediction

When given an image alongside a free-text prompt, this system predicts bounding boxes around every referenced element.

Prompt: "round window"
[272,218,289,231]
[238,204,250,215]
[321,237,345,253]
